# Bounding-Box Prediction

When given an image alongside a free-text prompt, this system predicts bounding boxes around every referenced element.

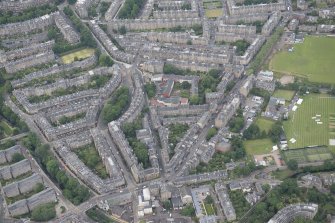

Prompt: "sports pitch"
[61,48,95,64]
[244,138,274,155]
[269,36,335,84]
[284,147,333,163]
[283,94,335,149]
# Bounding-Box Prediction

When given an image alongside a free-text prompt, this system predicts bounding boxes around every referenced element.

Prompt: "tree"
[180,204,195,216]
[330,183,335,194]
[204,195,214,204]
[269,122,282,143]
[189,95,200,105]
[287,159,298,171]
[46,159,60,177]
[243,123,261,139]
[47,28,57,40]
[181,81,191,89]
[162,200,172,210]
[144,83,156,99]
[68,0,77,5]
[206,127,218,141]
[119,26,127,34]
[11,153,24,163]
[31,203,56,221]
[229,116,244,133]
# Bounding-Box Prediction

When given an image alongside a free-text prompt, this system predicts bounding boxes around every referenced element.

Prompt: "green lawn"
[283,94,335,149]
[255,118,275,133]
[272,89,295,101]
[203,203,216,215]
[0,120,13,136]
[270,36,335,84]
[205,9,223,18]
[244,138,274,155]
[61,48,95,64]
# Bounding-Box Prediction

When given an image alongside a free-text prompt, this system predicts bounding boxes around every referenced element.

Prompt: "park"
[269,36,335,84]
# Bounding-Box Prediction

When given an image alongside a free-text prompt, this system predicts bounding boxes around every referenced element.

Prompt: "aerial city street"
[0,0,335,222]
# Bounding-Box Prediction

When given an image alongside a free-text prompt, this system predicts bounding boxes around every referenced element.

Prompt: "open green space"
[272,89,295,101]
[283,94,335,149]
[203,203,216,215]
[255,118,275,133]
[61,48,95,64]
[270,36,335,84]
[0,120,14,136]
[205,9,223,18]
[244,138,274,155]
[284,146,333,163]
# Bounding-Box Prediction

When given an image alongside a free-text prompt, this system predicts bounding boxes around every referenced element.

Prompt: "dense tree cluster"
[180,204,195,216]
[31,203,56,222]
[68,0,77,5]
[168,123,189,157]
[0,59,27,138]
[268,121,283,143]
[244,179,335,223]
[118,0,146,19]
[88,4,98,18]
[63,7,97,48]
[232,40,250,56]
[287,159,298,171]
[229,190,251,218]
[181,2,192,10]
[0,4,57,25]
[192,136,247,173]
[98,54,114,67]
[206,127,218,141]
[238,0,277,6]
[229,108,244,133]
[57,113,86,126]
[22,133,90,205]
[86,206,114,223]
[100,2,111,16]
[101,87,130,123]
[144,83,156,99]
[75,144,108,179]
[248,27,284,74]
[123,119,150,168]
[225,80,236,93]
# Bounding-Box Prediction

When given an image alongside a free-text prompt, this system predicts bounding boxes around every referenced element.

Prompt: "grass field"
[203,203,216,215]
[244,138,274,155]
[269,36,335,84]
[255,118,274,133]
[284,147,333,163]
[273,89,295,101]
[205,9,223,18]
[0,120,14,136]
[283,94,335,149]
[61,48,95,64]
